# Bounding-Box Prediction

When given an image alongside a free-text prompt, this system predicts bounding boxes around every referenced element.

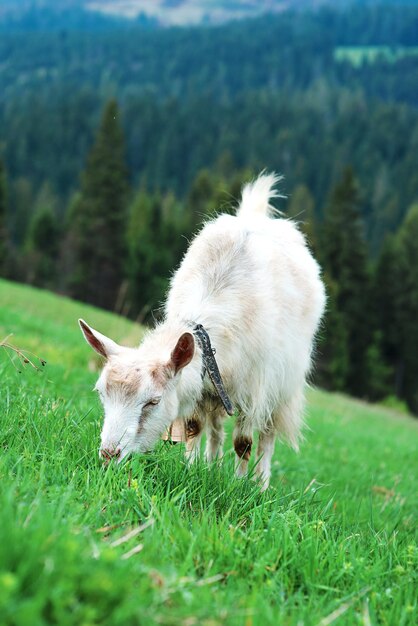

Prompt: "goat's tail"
[236,171,284,219]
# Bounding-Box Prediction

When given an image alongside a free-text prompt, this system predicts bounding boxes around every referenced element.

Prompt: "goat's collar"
[190,323,234,416]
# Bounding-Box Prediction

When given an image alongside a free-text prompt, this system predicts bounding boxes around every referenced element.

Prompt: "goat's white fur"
[79,173,326,489]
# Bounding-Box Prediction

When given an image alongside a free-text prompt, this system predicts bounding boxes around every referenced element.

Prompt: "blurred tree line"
[1,98,418,415]
[1,3,418,414]
[1,4,418,230]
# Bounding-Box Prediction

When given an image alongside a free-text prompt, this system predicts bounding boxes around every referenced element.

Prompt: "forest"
[1,3,418,413]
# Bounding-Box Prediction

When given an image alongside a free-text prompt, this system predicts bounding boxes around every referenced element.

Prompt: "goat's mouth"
[100,449,121,462]
[99,444,131,465]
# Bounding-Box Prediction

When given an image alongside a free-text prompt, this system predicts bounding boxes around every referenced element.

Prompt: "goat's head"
[78,319,195,462]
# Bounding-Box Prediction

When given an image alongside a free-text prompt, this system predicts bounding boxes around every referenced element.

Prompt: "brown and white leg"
[256,393,304,489]
[185,416,203,463]
[255,430,276,491]
[233,417,252,478]
[272,391,305,452]
[205,409,225,462]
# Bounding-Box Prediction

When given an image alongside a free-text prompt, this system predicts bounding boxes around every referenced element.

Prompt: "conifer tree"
[187,168,253,227]
[187,170,215,229]
[9,177,34,246]
[373,235,403,396]
[0,159,10,276]
[321,167,371,397]
[394,203,418,413]
[316,273,349,391]
[127,190,160,319]
[26,206,60,288]
[127,189,186,321]
[68,100,128,310]
[287,184,316,250]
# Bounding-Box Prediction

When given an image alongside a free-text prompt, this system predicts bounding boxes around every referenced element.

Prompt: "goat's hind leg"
[255,430,275,491]
[233,416,252,478]
[255,392,304,489]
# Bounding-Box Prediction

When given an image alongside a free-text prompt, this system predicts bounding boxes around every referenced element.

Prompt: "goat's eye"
[144,398,160,409]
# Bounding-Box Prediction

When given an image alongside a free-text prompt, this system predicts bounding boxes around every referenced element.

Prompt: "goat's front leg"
[233,416,252,478]
[255,430,275,491]
[185,416,203,463]
[205,409,225,462]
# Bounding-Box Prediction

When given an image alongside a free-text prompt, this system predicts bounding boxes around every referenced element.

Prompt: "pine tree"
[127,189,186,321]
[321,167,371,397]
[373,235,403,397]
[394,203,418,413]
[187,170,215,229]
[0,159,10,277]
[187,167,254,227]
[25,205,60,288]
[364,331,393,401]
[287,184,316,250]
[316,273,349,391]
[10,177,34,246]
[127,190,160,319]
[68,100,128,310]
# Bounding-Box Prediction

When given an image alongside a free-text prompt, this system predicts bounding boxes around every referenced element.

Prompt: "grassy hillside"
[0,278,417,625]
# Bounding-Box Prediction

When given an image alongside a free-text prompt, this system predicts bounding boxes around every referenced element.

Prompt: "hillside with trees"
[1,3,418,413]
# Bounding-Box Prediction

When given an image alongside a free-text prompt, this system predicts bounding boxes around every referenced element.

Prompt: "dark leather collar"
[192,323,234,416]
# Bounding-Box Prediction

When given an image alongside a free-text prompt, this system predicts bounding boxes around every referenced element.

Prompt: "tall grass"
[0,278,417,625]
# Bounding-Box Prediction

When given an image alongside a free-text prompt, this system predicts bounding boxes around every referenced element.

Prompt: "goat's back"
[165,176,326,425]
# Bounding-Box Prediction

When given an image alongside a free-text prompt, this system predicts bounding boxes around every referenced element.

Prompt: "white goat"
[79,173,326,489]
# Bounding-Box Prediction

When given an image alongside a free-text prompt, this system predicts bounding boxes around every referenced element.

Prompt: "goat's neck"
[152,319,205,418]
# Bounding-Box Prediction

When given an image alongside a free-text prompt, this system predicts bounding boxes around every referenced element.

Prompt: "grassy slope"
[0,278,417,626]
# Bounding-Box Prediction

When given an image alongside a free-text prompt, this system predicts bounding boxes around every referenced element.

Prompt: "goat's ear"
[78,319,121,359]
[170,332,195,374]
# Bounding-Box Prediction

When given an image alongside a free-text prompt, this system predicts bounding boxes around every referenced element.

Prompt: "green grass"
[334,45,418,67]
[0,277,417,625]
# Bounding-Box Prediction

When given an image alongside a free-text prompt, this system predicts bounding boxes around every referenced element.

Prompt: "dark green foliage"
[0,160,9,276]
[126,167,253,321]
[373,212,418,413]
[1,3,418,414]
[316,274,349,392]
[287,184,316,250]
[0,6,418,246]
[320,168,371,397]
[187,167,253,223]
[8,177,35,246]
[187,170,216,229]
[393,204,418,413]
[67,100,129,310]
[373,235,404,395]
[25,205,60,289]
[364,331,393,401]
[0,160,18,281]
[318,173,418,411]
[127,190,188,320]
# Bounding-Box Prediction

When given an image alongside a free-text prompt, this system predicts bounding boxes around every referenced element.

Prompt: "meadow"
[0,277,417,625]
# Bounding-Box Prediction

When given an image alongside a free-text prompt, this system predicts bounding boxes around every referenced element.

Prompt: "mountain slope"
[1,277,417,625]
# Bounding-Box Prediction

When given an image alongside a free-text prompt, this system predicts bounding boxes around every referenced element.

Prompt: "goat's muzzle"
[100,446,121,461]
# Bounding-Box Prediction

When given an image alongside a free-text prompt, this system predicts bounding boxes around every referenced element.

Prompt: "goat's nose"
[100,447,121,461]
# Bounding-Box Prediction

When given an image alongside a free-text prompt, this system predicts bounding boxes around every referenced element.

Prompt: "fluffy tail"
[237,172,284,219]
